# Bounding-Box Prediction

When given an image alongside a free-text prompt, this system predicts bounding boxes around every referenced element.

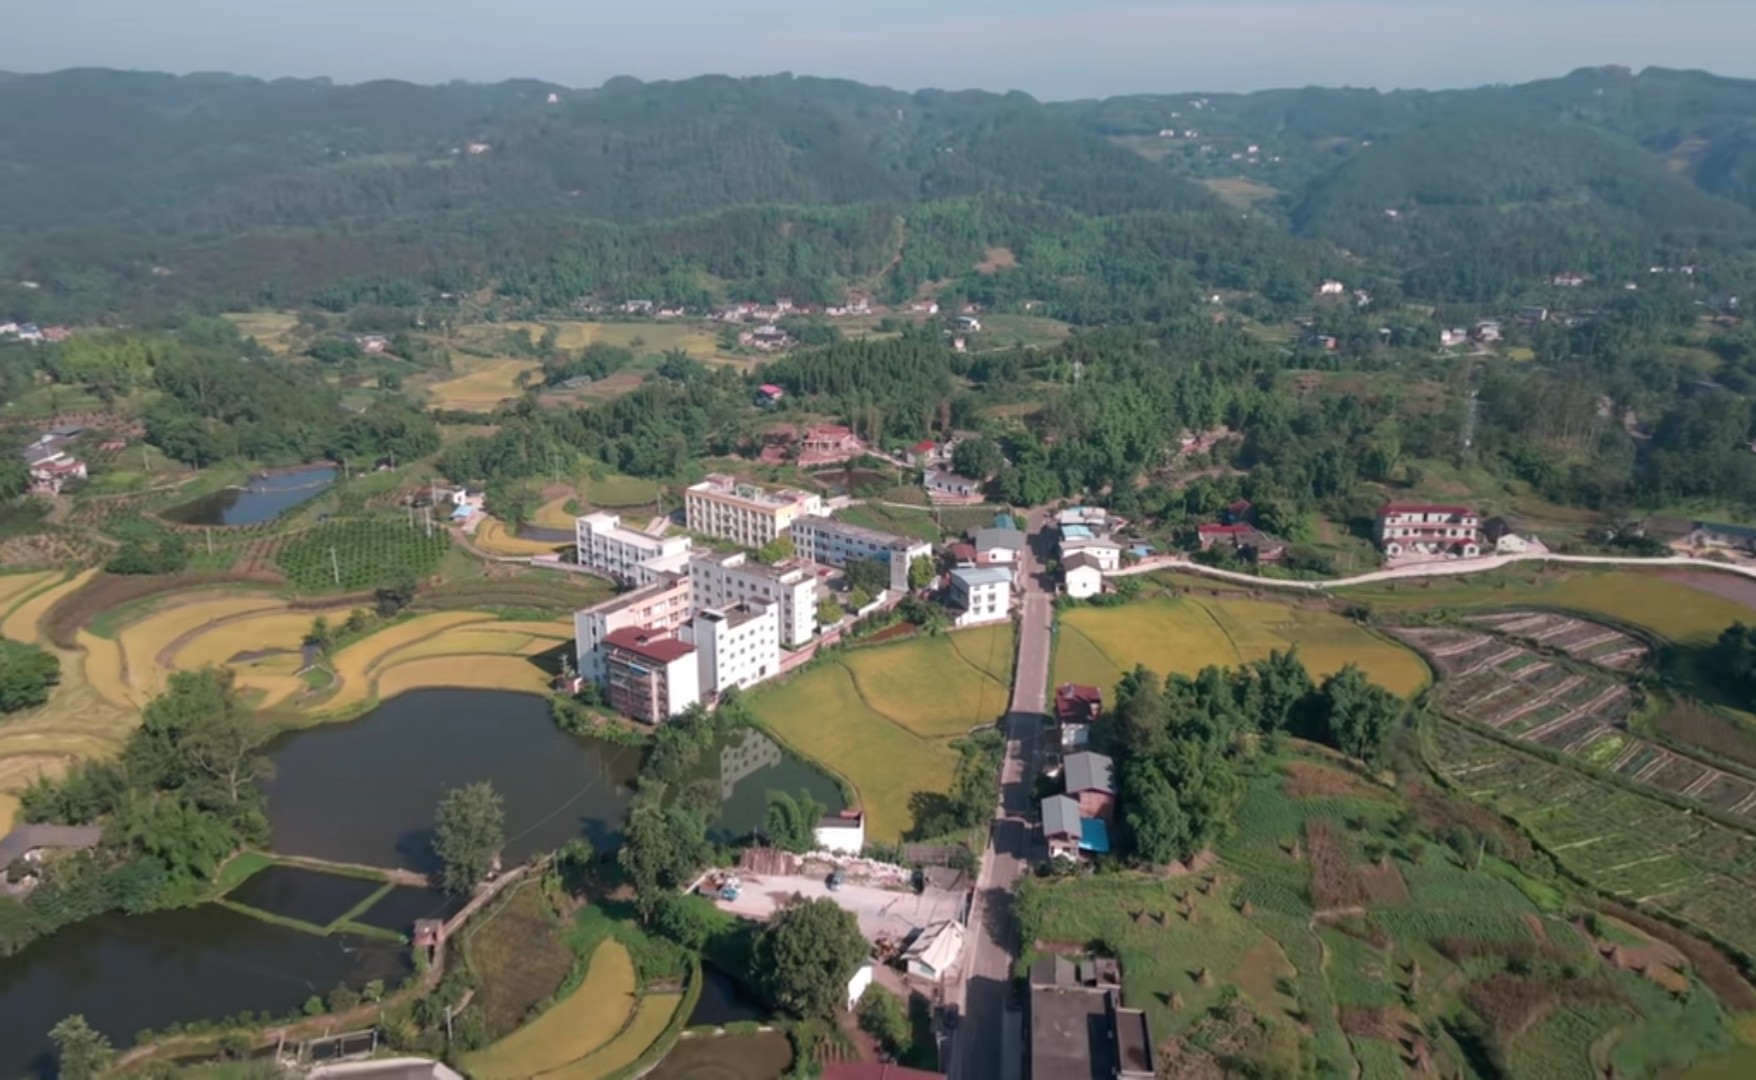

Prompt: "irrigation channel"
[160,462,339,526]
[0,689,839,1077]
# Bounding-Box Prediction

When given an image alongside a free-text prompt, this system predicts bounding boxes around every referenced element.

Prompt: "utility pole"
[206,528,213,557]
[330,545,341,586]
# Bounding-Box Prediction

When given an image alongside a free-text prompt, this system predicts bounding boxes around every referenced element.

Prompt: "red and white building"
[602,627,700,724]
[1373,504,1482,560]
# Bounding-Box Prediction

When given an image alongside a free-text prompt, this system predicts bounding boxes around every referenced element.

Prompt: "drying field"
[1055,595,1428,698]
[1431,720,1756,963]
[749,626,1011,841]
[1020,748,1742,1078]
[1396,619,1756,823]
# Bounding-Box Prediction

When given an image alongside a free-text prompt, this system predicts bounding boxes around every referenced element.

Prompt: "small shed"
[846,961,875,1011]
[902,921,965,982]
[413,919,445,950]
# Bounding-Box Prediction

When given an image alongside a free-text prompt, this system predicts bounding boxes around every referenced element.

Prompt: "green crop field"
[1055,595,1428,697]
[276,518,451,592]
[748,628,1013,841]
[1019,748,1746,1078]
[587,473,663,510]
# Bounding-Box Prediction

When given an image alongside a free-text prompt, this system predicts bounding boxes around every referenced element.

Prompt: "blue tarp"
[1061,524,1094,541]
[1078,817,1111,854]
[451,503,474,520]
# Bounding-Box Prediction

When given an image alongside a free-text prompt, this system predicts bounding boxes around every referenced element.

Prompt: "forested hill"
[2,65,1756,321]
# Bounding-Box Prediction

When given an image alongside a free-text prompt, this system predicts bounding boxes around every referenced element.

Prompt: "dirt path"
[1113,552,1756,593]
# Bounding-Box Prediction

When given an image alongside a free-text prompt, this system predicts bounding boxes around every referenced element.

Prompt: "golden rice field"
[115,593,287,697]
[1054,596,1429,698]
[423,357,542,411]
[492,320,723,356]
[749,629,1012,842]
[549,991,682,1080]
[0,570,58,614]
[373,656,552,699]
[531,495,581,530]
[222,311,301,354]
[3,568,97,644]
[474,517,570,556]
[465,939,639,1080]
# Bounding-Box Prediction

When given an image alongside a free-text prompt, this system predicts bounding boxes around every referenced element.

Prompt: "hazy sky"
[4,0,1753,99]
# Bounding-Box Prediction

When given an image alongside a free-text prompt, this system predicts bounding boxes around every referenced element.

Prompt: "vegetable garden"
[276,518,451,592]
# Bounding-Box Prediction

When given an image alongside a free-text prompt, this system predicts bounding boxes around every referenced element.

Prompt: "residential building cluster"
[1027,955,1154,1080]
[0,321,71,345]
[1373,503,1483,561]
[20,425,90,495]
[684,474,822,548]
[1054,506,1123,599]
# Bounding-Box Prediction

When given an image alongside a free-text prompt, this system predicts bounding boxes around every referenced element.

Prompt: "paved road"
[1112,550,1756,589]
[951,508,1054,1080]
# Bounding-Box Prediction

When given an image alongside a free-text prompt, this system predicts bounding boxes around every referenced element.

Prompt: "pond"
[687,964,771,1027]
[0,905,408,1080]
[263,690,842,872]
[646,1031,793,1079]
[161,463,338,527]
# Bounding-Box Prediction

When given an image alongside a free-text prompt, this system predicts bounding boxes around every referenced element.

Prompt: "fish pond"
[262,689,842,871]
[161,463,338,527]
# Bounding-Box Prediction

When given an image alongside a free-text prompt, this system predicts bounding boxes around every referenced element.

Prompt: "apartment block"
[572,573,693,679]
[574,512,692,584]
[683,601,780,697]
[790,516,932,592]
[684,474,823,548]
[603,627,700,724]
[689,551,819,647]
[1374,503,1482,559]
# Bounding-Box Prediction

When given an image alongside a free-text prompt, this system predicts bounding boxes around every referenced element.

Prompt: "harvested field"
[1465,610,1650,670]
[1056,596,1428,697]
[318,612,492,713]
[465,935,633,1077]
[474,518,568,556]
[549,990,683,1080]
[532,495,581,530]
[423,358,541,412]
[375,656,550,698]
[0,571,57,615]
[116,593,284,696]
[3,569,95,644]
[1283,761,1389,802]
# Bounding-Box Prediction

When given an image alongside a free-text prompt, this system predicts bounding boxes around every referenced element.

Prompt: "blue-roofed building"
[1079,817,1111,855]
[993,512,1017,531]
[1060,523,1094,542]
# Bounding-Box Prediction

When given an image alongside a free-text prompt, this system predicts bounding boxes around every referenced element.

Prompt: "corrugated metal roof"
[1064,752,1115,795]
[1042,795,1081,838]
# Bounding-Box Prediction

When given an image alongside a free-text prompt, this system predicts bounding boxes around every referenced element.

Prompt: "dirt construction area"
[713,870,968,945]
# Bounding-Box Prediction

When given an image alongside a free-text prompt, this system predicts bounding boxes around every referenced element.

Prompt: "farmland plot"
[1394,620,1756,824]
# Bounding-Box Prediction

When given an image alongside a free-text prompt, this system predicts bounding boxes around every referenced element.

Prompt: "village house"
[1055,684,1102,725]
[923,469,984,505]
[1041,795,1092,860]
[1318,279,1345,296]
[21,431,88,495]
[904,439,940,468]
[1062,551,1105,599]
[1439,327,1469,348]
[972,524,1025,567]
[1196,523,1287,565]
[1063,750,1116,820]
[1059,531,1122,572]
[689,551,820,648]
[575,512,692,585]
[901,921,965,982]
[0,824,103,885]
[1552,271,1588,288]
[947,565,1012,627]
[1027,957,1153,1080]
[1473,320,1504,343]
[1374,503,1482,560]
[813,809,867,855]
[796,424,866,467]
[955,315,982,333]
[755,383,786,407]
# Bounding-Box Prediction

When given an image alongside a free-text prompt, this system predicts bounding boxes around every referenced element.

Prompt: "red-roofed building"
[1222,498,1253,524]
[1055,684,1102,724]
[1374,504,1481,560]
[906,439,939,467]
[756,384,786,406]
[798,423,866,466]
[603,627,700,723]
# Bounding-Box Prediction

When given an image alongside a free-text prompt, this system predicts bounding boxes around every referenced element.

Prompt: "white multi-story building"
[689,551,819,647]
[789,516,932,592]
[603,627,700,724]
[1059,535,1122,572]
[684,475,823,549]
[684,601,780,697]
[1374,503,1482,559]
[575,512,692,584]
[948,566,1012,627]
[573,573,693,679]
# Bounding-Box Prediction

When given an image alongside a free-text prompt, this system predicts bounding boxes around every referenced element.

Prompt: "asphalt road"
[951,508,1054,1080]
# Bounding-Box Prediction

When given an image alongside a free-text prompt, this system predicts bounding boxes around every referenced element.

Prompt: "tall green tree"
[0,639,59,712]
[1316,665,1404,767]
[49,1014,114,1080]
[754,898,869,1019]
[433,781,505,893]
[765,789,827,853]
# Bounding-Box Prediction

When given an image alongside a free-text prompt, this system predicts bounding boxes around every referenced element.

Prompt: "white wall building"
[1374,503,1482,559]
[683,601,780,697]
[603,627,700,724]
[1059,536,1122,572]
[790,516,931,592]
[1063,552,1105,600]
[814,810,867,855]
[684,474,822,548]
[575,512,692,584]
[573,573,694,679]
[689,551,819,647]
[948,566,1012,627]
[845,962,875,1012]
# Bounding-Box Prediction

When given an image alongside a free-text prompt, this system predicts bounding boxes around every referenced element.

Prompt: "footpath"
[1110,550,1756,590]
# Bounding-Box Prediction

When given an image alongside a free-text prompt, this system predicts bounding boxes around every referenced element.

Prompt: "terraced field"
[1395,620,1756,823]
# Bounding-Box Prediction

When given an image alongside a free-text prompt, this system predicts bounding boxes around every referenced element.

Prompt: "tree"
[49,1014,113,1080]
[907,554,937,591]
[858,985,913,1058]
[765,788,827,853]
[433,781,505,893]
[754,897,869,1018]
[374,573,417,617]
[0,639,59,712]
[756,535,795,564]
[1316,666,1403,767]
[952,437,1004,480]
[815,598,844,627]
[845,557,889,596]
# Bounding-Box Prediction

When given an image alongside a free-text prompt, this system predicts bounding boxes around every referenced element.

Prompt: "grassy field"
[467,937,638,1079]
[474,518,570,556]
[550,991,683,1080]
[532,495,581,530]
[222,311,301,354]
[494,320,724,356]
[587,474,663,510]
[749,627,1013,841]
[422,356,542,412]
[1055,595,1428,697]
[1020,747,1748,1078]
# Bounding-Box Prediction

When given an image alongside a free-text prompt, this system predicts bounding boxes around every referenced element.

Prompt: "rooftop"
[1029,985,1118,1080]
[1064,751,1115,796]
[688,474,817,510]
[1379,503,1476,516]
[1062,551,1105,573]
[950,566,1013,588]
[1042,795,1081,838]
[603,627,695,664]
[796,515,924,552]
[696,601,774,629]
[1080,817,1112,854]
[902,920,965,972]
[973,526,1025,553]
[578,573,688,616]
[819,1064,946,1080]
[578,511,680,549]
[0,823,103,865]
[1059,523,1094,541]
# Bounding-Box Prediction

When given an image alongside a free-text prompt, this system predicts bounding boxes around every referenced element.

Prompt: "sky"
[4,0,1754,99]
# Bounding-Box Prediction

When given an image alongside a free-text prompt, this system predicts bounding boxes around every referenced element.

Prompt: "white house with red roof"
[1373,503,1482,560]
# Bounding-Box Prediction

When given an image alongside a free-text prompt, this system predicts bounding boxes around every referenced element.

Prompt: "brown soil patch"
[975,247,1017,274]
[1523,913,1548,941]
[1658,569,1756,614]
[1307,821,1405,911]
[1405,779,1531,862]
[1600,902,1756,1010]
[1283,760,1390,802]
[1465,974,1624,1042]
[1231,937,1296,1010]
[1585,916,1690,994]
[1159,849,1220,879]
[1356,859,1411,907]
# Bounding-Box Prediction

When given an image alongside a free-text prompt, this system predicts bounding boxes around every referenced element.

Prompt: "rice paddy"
[748,627,1011,841]
[1055,596,1428,697]
[474,517,570,556]
[465,939,639,1080]
[422,357,542,412]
